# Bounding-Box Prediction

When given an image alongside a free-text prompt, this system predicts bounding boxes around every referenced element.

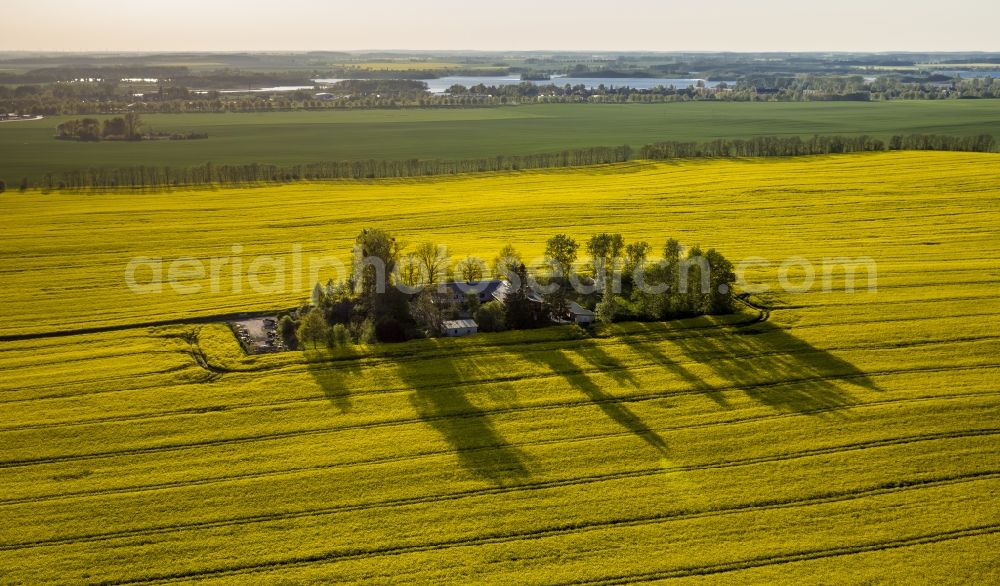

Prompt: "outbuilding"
[441,319,478,337]
[568,302,596,325]
[437,280,507,305]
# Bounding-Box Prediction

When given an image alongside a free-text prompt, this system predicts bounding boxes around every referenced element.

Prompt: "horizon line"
[2,49,1000,55]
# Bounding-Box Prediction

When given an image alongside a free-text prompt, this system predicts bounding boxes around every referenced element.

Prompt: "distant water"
[311,76,533,93]
[227,85,317,93]
[313,75,733,94]
[200,76,734,95]
[193,85,319,94]
[543,76,731,90]
[934,70,1000,79]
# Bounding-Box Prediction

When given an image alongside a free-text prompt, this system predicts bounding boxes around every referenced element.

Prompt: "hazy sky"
[4,0,998,52]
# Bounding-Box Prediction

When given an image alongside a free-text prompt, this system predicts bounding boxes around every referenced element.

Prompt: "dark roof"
[445,280,506,297]
[492,281,545,304]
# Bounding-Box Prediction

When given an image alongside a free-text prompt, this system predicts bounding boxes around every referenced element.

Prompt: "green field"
[2,101,1000,183]
[1,152,999,582]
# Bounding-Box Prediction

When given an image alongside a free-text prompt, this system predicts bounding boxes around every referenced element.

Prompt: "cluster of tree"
[279,229,412,347]
[56,113,143,141]
[53,113,207,143]
[32,134,994,191]
[324,79,431,96]
[277,228,737,349]
[539,233,737,324]
[736,75,1000,102]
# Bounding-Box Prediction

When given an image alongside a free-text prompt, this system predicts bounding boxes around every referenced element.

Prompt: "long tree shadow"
[631,318,877,415]
[397,340,530,486]
[624,319,734,409]
[305,348,364,413]
[520,342,669,455]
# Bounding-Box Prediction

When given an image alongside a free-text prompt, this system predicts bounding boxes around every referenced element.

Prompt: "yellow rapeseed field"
[0,151,998,583]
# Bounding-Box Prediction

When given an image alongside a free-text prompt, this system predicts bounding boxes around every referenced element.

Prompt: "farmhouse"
[441,319,478,337]
[373,272,601,336]
[490,280,546,305]
[435,279,507,304]
[490,280,551,322]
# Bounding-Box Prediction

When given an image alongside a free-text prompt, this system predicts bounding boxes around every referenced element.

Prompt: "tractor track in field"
[3,454,997,556]
[3,312,998,407]
[575,524,1000,584]
[0,309,295,343]
[734,292,770,323]
[3,389,999,509]
[4,328,999,429]
[182,328,225,377]
[1,362,997,469]
[0,354,1000,436]
[0,365,189,400]
[3,324,996,420]
[60,474,1000,585]
[0,404,1000,506]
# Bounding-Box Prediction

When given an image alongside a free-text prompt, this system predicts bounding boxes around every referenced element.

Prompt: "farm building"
[490,280,551,322]
[441,319,478,337]
[568,301,596,324]
[490,280,546,305]
[436,280,508,305]
[490,281,597,324]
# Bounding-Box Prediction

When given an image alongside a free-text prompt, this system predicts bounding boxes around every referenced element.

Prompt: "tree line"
[3,74,998,117]
[22,134,995,191]
[639,134,995,158]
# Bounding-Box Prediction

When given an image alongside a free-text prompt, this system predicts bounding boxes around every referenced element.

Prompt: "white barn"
[442,319,478,337]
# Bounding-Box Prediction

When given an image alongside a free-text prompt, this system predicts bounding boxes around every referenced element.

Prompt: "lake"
[933,70,1000,79]
[312,75,733,94]
[199,76,734,95]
